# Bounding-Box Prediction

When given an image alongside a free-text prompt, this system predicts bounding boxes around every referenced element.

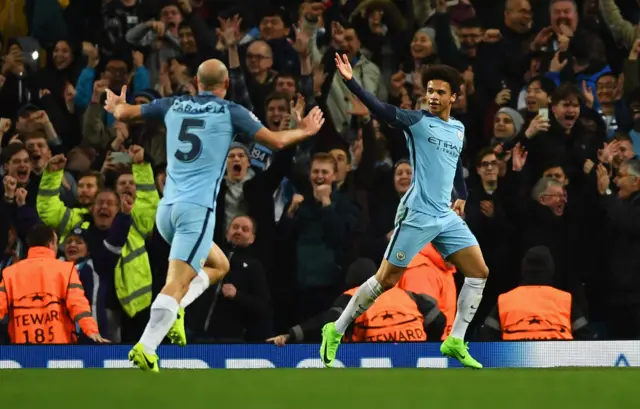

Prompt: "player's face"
[540,185,567,216]
[266,98,288,131]
[393,163,412,195]
[226,216,255,247]
[542,166,568,186]
[310,160,336,186]
[77,175,99,206]
[5,149,31,184]
[477,154,498,183]
[426,80,456,115]
[116,173,137,201]
[493,113,516,139]
[552,95,580,130]
[329,149,351,184]
[226,148,249,182]
[92,191,119,230]
[64,236,88,262]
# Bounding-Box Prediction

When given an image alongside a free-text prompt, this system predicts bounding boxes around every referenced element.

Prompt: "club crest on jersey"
[200,258,205,268]
[396,251,406,261]
[457,130,463,140]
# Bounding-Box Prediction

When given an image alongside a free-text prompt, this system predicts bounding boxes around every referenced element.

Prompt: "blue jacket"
[546,65,612,112]
[74,66,150,127]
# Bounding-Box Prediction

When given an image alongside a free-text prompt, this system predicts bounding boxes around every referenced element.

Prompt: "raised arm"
[229,103,325,151]
[335,53,419,129]
[104,86,172,122]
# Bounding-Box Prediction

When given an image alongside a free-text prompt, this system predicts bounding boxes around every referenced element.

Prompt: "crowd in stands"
[1,0,640,344]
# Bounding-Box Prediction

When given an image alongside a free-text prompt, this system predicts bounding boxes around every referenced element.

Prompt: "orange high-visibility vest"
[0,247,99,344]
[398,243,456,340]
[344,287,426,342]
[498,285,573,341]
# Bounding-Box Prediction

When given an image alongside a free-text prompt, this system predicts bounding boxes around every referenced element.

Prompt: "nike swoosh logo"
[143,353,155,369]
[322,343,331,365]
[451,348,466,360]
[470,305,477,310]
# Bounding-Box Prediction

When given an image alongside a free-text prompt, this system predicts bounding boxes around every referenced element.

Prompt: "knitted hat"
[497,107,525,135]
[229,142,250,157]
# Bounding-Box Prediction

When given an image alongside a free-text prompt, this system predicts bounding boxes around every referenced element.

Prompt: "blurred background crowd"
[1,0,640,345]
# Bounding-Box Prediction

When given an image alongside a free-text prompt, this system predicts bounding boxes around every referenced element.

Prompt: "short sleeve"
[228,103,264,139]
[394,109,427,129]
[140,97,174,119]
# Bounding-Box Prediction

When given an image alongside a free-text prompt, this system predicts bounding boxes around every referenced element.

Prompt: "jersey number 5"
[175,119,205,162]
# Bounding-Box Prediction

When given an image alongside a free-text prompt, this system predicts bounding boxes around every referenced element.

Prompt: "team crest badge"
[457,131,464,140]
[396,251,406,261]
[200,258,205,268]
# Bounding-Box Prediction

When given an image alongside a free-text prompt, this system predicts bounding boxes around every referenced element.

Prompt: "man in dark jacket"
[214,142,294,274]
[278,152,359,324]
[185,215,272,342]
[596,159,640,338]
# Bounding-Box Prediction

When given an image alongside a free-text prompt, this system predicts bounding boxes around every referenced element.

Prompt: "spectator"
[268,258,446,345]
[186,215,271,342]
[279,153,359,323]
[399,244,457,340]
[0,0,640,343]
[596,159,640,339]
[480,246,593,340]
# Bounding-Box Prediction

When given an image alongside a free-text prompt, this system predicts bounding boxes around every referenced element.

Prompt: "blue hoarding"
[0,341,638,369]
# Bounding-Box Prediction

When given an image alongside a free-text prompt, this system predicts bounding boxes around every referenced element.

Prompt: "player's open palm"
[335,53,353,81]
[300,106,325,136]
[104,85,127,114]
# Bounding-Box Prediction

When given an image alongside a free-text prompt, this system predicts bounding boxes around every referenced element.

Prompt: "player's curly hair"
[422,65,462,96]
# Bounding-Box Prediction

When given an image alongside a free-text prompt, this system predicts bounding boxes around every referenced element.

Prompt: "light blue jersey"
[141,92,264,209]
[393,110,465,216]
[343,77,476,265]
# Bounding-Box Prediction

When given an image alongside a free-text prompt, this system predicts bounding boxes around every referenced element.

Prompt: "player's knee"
[469,264,489,279]
[375,266,405,290]
[218,255,230,275]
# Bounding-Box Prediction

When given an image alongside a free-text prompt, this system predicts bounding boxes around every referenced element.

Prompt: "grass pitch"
[1,368,638,409]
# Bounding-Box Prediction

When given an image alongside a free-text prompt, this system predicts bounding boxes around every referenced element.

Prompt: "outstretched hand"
[104,85,128,114]
[334,53,353,81]
[299,106,325,136]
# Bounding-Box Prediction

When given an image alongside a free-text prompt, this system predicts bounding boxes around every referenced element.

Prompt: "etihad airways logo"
[427,136,462,156]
